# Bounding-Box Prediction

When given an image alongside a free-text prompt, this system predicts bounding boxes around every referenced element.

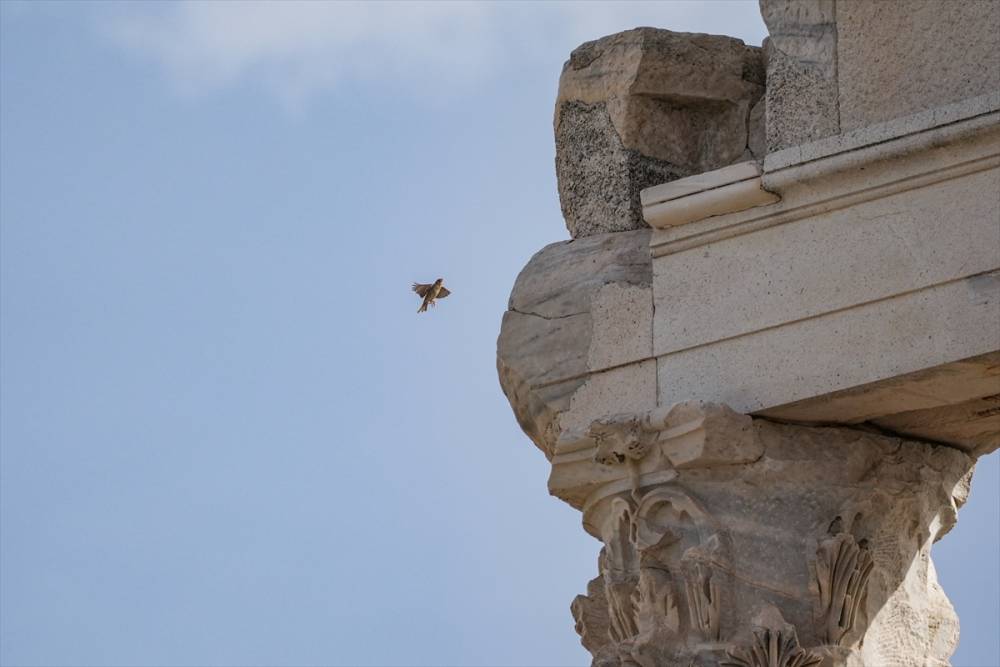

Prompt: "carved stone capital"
[564,405,973,667]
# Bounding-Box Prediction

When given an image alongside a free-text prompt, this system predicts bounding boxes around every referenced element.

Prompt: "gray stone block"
[554,28,765,238]
[759,0,840,152]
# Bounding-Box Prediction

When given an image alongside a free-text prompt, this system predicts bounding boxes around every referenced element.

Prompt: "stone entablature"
[643,93,1000,454]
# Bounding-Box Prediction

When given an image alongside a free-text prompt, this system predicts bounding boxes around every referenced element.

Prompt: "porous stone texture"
[554,28,765,238]
[557,404,974,667]
[496,229,653,458]
[760,0,1000,153]
[759,0,840,151]
[836,0,1000,133]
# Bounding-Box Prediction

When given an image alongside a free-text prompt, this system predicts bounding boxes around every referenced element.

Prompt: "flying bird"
[412,278,451,313]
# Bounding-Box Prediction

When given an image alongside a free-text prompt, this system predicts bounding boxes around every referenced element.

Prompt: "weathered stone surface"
[555,28,765,238]
[759,0,840,151]
[836,0,1000,133]
[760,0,1000,152]
[766,352,1000,458]
[497,229,652,458]
[560,404,974,667]
[499,7,999,666]
[648,101,1000,455]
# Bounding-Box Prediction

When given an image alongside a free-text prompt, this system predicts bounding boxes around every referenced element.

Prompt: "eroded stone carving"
[815,526,874,645]
[577,470,732,665]
[496,228,652,462]
[552,405,974,666]
[684,557,721,641]
[722,625,821,667]
[572,574,613,657]
[591,415,657,466]
[601,498,640,643]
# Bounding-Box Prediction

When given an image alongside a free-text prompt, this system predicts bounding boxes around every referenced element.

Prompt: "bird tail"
[418,302,428,313]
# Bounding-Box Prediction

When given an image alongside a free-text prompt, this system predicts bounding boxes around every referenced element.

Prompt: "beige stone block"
[759,0,840,151]
[658,402,761,469]
[652,165,1000,356]
[873,392,1000,459]
[641,161,780,230]
[836,0,1000,132]
[587,283,652,370]
[761,353,1000,455]
[497,230,652,457]
[559,360,657,434]
[656,274,1000,415]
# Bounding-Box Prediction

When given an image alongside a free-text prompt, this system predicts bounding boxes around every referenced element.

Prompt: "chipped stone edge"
[639,159,782,231]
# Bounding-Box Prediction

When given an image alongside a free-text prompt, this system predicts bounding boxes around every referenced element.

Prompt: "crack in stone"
[508,307,588,321]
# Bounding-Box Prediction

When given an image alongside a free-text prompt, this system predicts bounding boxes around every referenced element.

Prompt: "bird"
[412,278,451,313]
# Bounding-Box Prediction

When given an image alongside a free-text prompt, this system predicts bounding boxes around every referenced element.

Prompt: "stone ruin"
[496,1,1000,665]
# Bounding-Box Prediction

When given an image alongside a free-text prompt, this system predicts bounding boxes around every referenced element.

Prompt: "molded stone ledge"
[763,91,1000,174]
[640,95,1000,453]
[640,161,779,229]
[641,92,1000,241]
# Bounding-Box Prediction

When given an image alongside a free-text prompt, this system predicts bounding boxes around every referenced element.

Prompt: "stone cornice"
[640,162,780,229]
[644,92,1000,259]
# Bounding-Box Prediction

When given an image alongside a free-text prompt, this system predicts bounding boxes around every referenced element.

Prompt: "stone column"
[498,230,975,664]
[557,404,971,667]
[498,23,997,667]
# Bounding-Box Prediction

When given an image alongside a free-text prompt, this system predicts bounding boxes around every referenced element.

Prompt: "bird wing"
[412,282,433,298]
[436,287,451,299]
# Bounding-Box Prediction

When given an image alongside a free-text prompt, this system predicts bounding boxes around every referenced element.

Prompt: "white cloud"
[102,1,767,111]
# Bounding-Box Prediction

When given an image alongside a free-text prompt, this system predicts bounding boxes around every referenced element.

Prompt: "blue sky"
[1,2,997,666]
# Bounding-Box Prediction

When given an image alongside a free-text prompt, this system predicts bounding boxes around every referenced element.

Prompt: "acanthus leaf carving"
[601,498,640,643]
[572,572,614,656]
[558,409,970,666]
[721,612,822,667]
[635,567,681,636]
[816,529,874,645]
[591,481,729,660]
[684,559,721,641]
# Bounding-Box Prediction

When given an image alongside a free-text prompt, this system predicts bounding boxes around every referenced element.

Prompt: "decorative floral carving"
[816,530,874,644]
[590,485,727,656]
[560,410,970,666]
[635,567,681,635]
[722,624,822,667]
[601,498,640,642]
[684,560,720,640]
[571,574,613,655]
[589,414,658,465]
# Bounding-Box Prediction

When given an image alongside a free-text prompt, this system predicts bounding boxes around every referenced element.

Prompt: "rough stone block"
[497,229,652,457]
[759,0,840,151]
[554,28,765,238]
[658,402,761,468]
